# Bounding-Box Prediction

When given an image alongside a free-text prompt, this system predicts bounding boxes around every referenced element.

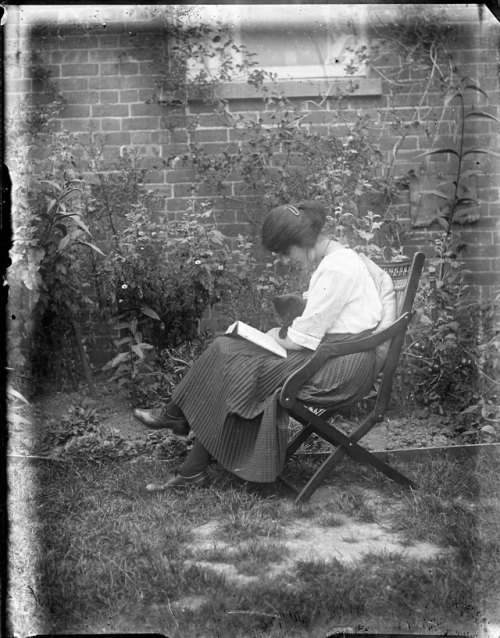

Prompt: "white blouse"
[287,247,384,350]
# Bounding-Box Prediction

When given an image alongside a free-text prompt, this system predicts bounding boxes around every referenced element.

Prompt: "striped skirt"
[172,335,375,482]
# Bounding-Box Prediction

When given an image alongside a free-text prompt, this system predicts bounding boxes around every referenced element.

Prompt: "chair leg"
[294,444,415,504]
[286,409,337,461]
[285,423,315,461]
[278,475,300,495]
[295,451,344,503]
[287,404,416,502]
[307,421,416,492]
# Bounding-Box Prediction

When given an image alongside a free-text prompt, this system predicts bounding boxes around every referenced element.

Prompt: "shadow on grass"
[8,447,500,637]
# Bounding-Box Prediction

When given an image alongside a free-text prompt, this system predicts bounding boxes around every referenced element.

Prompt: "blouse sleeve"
[287,264,358,350]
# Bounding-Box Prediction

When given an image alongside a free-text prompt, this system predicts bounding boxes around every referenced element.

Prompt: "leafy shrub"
[397,247,499,428]
[178,101,405,262]
[8,124,104,390]
[36,401,103,454]
[59,427,190,463]
[34,398,191,462]
[95,197,284,397]
[402,275,478,410]
[101,200,234,346]
[104,334,210,406]
[92,171,307,399]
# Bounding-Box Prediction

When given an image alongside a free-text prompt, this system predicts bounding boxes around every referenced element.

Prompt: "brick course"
[100,118,122,131]
[98,91,120,104]
[91,103,129,118]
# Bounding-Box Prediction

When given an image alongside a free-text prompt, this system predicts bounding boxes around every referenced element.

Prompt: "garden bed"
[10,376,496,462]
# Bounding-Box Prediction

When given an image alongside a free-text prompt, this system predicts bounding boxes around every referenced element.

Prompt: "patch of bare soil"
[186,496,444,596]
[361,411,456,452]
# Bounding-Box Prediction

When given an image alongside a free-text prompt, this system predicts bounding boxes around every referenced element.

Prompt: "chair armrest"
[280,311,413,407]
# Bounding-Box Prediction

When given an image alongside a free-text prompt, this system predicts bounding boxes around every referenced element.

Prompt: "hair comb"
[285,204,300,216]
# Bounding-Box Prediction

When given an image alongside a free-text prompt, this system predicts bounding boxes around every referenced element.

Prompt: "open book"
[225,321,287,358]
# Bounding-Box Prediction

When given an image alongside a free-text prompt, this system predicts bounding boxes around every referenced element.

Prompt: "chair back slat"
[379,255,424,316]
[371,252,425,419]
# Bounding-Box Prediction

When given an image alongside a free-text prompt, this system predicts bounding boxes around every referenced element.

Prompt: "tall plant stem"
[70,315,97,399]
[87,135,122,254]
[449,92,465,232]
[439,93,465,282]
[96,169,122,255]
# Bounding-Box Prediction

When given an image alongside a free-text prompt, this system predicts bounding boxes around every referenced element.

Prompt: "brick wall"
[5,5,500,298]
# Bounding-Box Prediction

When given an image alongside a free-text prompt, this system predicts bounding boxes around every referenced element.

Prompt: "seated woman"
[133,200,394,491]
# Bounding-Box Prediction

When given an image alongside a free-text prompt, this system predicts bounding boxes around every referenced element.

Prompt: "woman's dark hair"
[261,200,329,254]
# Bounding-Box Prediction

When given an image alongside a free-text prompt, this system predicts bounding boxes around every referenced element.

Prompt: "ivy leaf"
[481,424,497,436]
[72,217,92,236]
[462,148,500,158]
[7,386,30,404]
[418,148,459,158]
[444,91,462,106]
[104,352,130,369]
[114,337,133,347]
[131,344,145,359]
[465,111,500,126]
[21,270,37,291]
[208,229,226,244]
[463,83,489,99]
[455,197,479,207]
[460,404,480,415]
[436,179,456,188]
[9,413,31,427]
[55,262,67,275]
[357,229,373,241]
[419,189,450,200]
[40,179,62,192]
[76,241,106,256]
[46,198,57,213]
[142,306,161,321]
[58,235,71,252]
[454,206,480,224]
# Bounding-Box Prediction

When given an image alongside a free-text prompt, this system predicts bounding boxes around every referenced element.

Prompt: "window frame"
[230,4,369,82]
[185,4,377,100]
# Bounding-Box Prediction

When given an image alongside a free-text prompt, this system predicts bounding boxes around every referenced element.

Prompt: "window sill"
[189,77,382,101]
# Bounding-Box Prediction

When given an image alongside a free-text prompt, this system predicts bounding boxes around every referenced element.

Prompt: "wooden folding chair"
[280,252,426,503]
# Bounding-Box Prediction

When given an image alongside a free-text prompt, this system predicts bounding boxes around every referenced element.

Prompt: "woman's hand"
[266,327,304,351]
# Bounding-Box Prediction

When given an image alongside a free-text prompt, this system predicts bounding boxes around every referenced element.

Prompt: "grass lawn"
[8,444,500,637]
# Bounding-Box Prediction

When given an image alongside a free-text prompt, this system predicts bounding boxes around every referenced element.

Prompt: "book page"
[226,321,287,357]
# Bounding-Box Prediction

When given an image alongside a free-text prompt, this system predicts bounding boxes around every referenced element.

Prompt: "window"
[186,4,368,82]
[233,5,368,80]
